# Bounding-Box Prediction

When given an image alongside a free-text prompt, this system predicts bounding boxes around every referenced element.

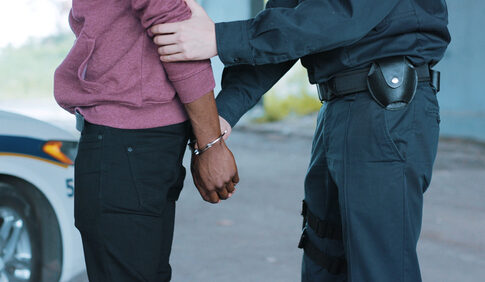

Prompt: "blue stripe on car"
[0,135,59,163]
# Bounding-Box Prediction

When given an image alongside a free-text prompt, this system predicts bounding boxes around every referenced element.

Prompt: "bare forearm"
[184,91,221,147]
[184,91,238,204]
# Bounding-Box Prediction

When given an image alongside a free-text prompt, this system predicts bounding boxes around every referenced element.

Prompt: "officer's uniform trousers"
[74,121,189,282]
[301,83,440,282]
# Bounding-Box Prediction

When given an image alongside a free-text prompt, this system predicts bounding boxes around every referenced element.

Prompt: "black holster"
[367,56,418,110]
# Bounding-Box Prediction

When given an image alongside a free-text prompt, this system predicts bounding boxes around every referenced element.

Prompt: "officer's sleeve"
[216,0,400,66]
[216,60,297,127]
[214,0,299,127]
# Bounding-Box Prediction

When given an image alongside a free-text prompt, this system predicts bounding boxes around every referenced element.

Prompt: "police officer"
[151,0,450,281]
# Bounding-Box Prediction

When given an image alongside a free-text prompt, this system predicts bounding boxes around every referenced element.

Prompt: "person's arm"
[185,91,239,204]
[151,0,400,65]
[132,0,237,203]
[131,0,215,104]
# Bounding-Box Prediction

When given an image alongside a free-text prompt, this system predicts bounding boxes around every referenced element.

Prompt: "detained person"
[54,0,239,281]
[151,0,450,281]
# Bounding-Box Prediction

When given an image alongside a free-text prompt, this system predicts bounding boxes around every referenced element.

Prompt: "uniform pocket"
[425,104,441,127]
[382,102,415,162]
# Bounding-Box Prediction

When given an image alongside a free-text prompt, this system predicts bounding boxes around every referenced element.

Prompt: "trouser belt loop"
[301,200,308,229]
[317,62,440,102]
[75,110,85,132]
[430,69,440,93]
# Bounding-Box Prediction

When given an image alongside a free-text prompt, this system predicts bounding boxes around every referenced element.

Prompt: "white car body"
[0,110,84,281]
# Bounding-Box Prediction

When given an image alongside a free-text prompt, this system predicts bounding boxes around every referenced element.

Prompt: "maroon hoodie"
[54,0,215,129]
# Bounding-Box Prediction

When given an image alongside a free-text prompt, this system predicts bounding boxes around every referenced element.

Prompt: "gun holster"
[367,56,418,110]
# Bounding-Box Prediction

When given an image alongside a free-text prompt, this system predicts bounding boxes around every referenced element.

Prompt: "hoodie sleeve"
[131,0,215,103]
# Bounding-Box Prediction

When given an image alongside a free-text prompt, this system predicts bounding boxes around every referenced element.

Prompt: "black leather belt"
[317,64,440,102]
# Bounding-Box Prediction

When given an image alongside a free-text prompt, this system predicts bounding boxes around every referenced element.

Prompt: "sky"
[0,0,70,48]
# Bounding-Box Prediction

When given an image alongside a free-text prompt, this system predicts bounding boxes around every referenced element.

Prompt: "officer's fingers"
[153,34,178,46]
[219,116,232,140]
[150,23,179,35]
[184,0,205,16]
[160,53,189,62]
[158,44,182,56]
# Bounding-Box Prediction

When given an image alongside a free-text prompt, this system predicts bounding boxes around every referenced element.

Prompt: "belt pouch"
[367,56,418,110]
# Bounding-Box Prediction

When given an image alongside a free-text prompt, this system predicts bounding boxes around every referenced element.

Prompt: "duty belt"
[317,63,440,102]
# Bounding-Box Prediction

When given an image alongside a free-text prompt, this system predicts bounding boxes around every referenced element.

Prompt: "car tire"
[0,179,62,282]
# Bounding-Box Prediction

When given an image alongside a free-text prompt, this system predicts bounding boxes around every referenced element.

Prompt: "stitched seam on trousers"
[343,100,353,280]
[402,165,406,282]
[383,110,406,162]
[97,131,116,281]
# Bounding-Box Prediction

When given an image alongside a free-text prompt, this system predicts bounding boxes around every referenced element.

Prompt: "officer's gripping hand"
[191,139,239,204]
[151,0,217,62]
[219,116,232,141]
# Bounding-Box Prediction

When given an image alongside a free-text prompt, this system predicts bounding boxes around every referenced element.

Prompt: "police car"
[0,110,84,281]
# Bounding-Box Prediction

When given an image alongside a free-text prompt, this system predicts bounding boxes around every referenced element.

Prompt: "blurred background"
[0,0,484,281]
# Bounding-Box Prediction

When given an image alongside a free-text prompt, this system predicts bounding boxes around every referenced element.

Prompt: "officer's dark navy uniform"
[214,0,450,281]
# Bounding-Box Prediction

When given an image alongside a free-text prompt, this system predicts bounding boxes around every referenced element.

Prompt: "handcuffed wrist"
[189,130,227,156]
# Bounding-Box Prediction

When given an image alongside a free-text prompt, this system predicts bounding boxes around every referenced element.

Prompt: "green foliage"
[258,63,322,123]
[0,33,75,99]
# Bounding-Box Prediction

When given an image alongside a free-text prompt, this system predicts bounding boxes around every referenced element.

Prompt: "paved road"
[70,129,485,282]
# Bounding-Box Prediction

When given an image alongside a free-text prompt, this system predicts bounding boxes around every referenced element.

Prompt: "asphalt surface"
[70,126,485,282]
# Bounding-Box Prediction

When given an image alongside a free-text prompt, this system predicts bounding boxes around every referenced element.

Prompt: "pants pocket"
[383,101,415,161]
[125,144,182,215]
[97,124,188,216]
[74,142,102,231]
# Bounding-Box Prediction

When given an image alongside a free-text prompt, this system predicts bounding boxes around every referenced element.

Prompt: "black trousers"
[74,121,190,282]
[301,83,440,281]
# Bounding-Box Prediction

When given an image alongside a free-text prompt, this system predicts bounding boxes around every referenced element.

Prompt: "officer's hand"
[151,0,217,62]
[219,116,231,141]
[190,140,239,204]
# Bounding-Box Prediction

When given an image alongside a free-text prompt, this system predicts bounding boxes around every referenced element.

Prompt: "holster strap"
[301,201,342,241]
[317,63,440,102]
[298,230,347,275]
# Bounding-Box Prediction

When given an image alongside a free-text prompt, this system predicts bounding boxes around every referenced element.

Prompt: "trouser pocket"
[74,130,104,231]
[99,122,189,216]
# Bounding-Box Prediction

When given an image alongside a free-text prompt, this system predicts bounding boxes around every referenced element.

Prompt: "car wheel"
[0,179,62,282]
[0,183,41,282]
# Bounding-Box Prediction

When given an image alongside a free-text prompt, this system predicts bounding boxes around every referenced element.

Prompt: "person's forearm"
[184,91,221,147]
[184,90,239,204]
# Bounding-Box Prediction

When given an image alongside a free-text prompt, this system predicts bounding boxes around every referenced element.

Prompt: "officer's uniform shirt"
[215,0,451,126]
